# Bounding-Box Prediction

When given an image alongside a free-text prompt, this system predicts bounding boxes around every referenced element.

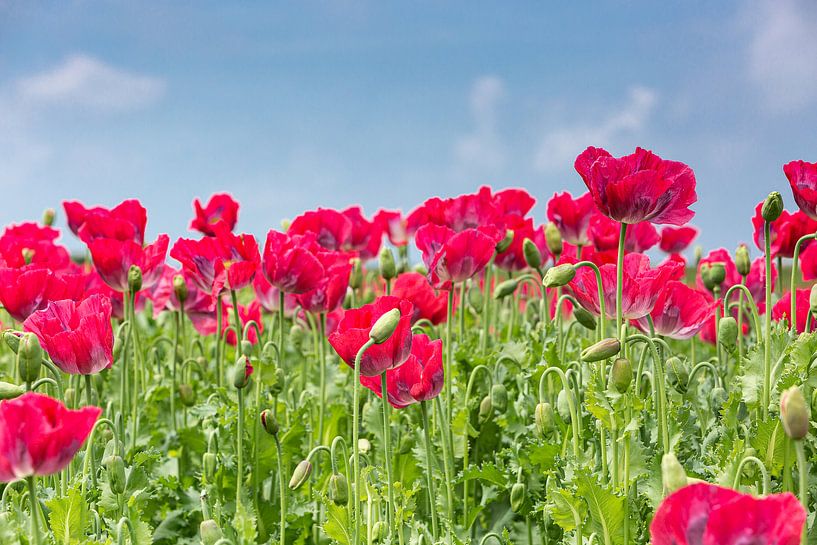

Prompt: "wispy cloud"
[532,86,657,172]
[454,75,506,170]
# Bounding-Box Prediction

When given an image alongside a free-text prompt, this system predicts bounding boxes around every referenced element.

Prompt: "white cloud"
[746,0,817,113]
[14,54,165,112]
[533,86,657,172]
[454,75,506,170]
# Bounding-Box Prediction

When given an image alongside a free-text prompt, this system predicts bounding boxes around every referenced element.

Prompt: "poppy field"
[2,147,817,544]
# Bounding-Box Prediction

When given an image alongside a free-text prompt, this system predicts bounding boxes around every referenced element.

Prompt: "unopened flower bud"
[42,208,55,227]
[493,279,519,300]
[535,402,554,436]
[103,455,126,495]
[761,191,784,222]
[0,382,24,400]
[18,333,42,384]
[661,453,688,493]
[735,245,751,277]
[581,338,621,362]
[289,460,313,489]
[63,388,76,406]
[203,452,217,482]
[269,366,285,395]
[379,247,397,281]
[372,521,388,543]
[128,265,143,293]
[240,339,253,358]
[173,274,188,304]
[573,307,597,330]
[510,482,527,513]
[358,438,371,454]
[491,384,508,413]
[469,286,484,309]
[543,264,576,288]
[707,262,726,288]
[260,409,279,436]
[718,317,738,353]
[3,331,21,353]
[178,383,196,407]
[200,519,223,545]
[666,356,689,394]
[523,238,542,270]
[781,386,810,440]
[611,358,632,393]
[349,258,363,289]
[369,308,401,344]
[478,395,493,422]
[230,356,253,389]
[545,222,563,257]
[810,284,817,314]
[328,473,349,505]
[496,229,514,253]
[398,433,413,454]
[557,389,572,421]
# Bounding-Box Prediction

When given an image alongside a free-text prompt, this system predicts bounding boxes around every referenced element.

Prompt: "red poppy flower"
[696,248,775,304]
[190,193,239,236]
[442,186,500,231]
[633,281,715,339]
[406,198,447,237]
[171,225,259,296]
[328,296,413,377]
[546,191,594,247]
[391,272,448,325]
[650,482,804,545]
[752,203,817,259]
[589,214,660,253]
[575,146,697,226]
[224,300,264,345]
[64,199,147,245]
[660,225,699,254]
[3,223,60,243]
[296,251,352,314]
[373,209,409,246]
[772,289,812,333]
[23,294,114,376]
[0,265,85,322]
[359,333,443,408]
[252,273,299,316]
[87,235,169,292]
[0,392,100,482]
[495,217,548,271]
[493,187,536,219]
[784,160,817,220]
[289,208,353,251]
[568,253,684,319]
[415,224,497,290]
[342,206,382,259]
[0,227,72,271]
[262,230,324,294]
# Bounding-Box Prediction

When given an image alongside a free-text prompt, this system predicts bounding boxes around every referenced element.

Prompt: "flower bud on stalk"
[240,339,253,358]
[611,358,632,393]
[523,238,542,271]
[810,284,817,314]
[128,265,143,293]
[581,338,621,362]
[735,245,751,277]
[666,356,689,394]
[63,388,76,406]
[230,356,254,389]
[573,307,597,330]
[762,191,784,222]
[491,384,508,413]
[200,519,224,545]
[103,455,126,495]
[781,386,810,440]
[369,308,401,344]
[18,332,43,384]
[510,482,527,513]
[661,453,689,493]
[328,473,349,505]
[478,395,493,422]
[3,331,21,353]
[535,402,554,436]
[372,521,389,543]
[718,317,738,353]
[496,229,514,253]
[543,264,576,288]
[557,389,572,421]
[173,274,188,304]
[493,279,519,300]
[469,286,484,309]
[42,208,56,226]
[545,222,563,258]
[203,452,217,482]
[349,258,363,290]
[289,460,313,489]
[178,383,197,407]
[0,382,24,400]
[260,409,279,436]
[357,438,371,454]
[379,247,397,281]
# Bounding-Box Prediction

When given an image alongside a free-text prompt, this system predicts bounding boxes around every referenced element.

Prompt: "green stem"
[318,314,327,443]
[275,435,287,545]
[27,476,42,545]
[236,387,244,505]
[434,396,455,538]
[791,234,817,331]
[420,402,439,539]
[381,373,396,539]
[763,221,772,420]
[481,259,494,353]
[353,339,376,545]
[616,223,627,347]
[84,374,93,408]
[216,300,223,387]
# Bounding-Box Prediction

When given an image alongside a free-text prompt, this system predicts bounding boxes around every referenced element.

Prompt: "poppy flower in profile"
[650,482,804,545]
[771,289,811,333]
[589,214,660,253]
[328,296,414,377]
[752,203,817,259]
[0,392,101,482]
[359,333,443,408]
[415,224,497,290]
[391,272,448,325]
[87,235,169,292]
[190,193,239,236]
[575,146,697,226]
[374,209,409,247]
[0,265,85,322]
[23,294,114,376]
[546,191,595,247]
[660,225,699,254]
[289,208,353,251]
[65,199,148,245]
[262,230,324,294]
[784,160,817,220]
[633,281,715,340]
[296,251,352,314]
[568,253,684,320]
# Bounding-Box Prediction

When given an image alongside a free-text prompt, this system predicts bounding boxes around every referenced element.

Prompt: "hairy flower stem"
[318,314,327,442]
[434,396,455,539]
[236,386,245,506]
[420,402,439,539]
[481,259,494,353]
[216,300,223,387]
[763,221,772,421]
[381,373,397,539]
[129,289,144,450]
[616,223,627,348]
[795,440,808,545]
[171,311,180,432]
[353,339,376,545]
[27,476,42,545]
[273,435,287,545]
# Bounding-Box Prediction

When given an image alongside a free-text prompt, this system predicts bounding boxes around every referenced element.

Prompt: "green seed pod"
[781,385,810,440]
[573,307,597,330]
[735,245,751,277]
[0,382,25,400]
[491,384,508,414]
[545,222,563,257]
[761,191,784,222]
[581,338,621,362]
[610,357,632,394]
[523,238,542,270]
[203,452,217,482]
[718,317,738,353]
[557,389,572,421]
[372,521,388,543]
[128,265,143,293]
[666,356,689,394]
[349,258,363,289]
[178,383,197,407]
[661,453,689,493]
[260,409,279,436]
[379,248,397,281]
[328,473,349,505]
[478,395,493,422]
[510,482,527,513]
[495,229,514,253]
[543,264,576,288]
[493,278,519,300]
[535,402,554,436]
[289,460,313,489]
[369,309,401,344]
[104,455,126,495]
[22,248,34,264]
[173,274,188,304]
[42,208,56,227]
[200,519,224,545]
[17,332,43,384]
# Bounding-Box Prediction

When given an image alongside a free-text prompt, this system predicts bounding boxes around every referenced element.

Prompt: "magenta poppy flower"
[406,198,447,237]
[0,266,85,322]
[575,146,697,226]
[568,253,684,320]
[289,208,353,251]
[650,482,804,545]
[3,222,60,243]
[752,203,817,259]
[589,214,660,253]
[546,191,595,247]
[64,199,147,245]
[495,216,548,271]
[633,281,715,339]
[0,227,72,271]
[23,294,114,375]
[359,333,443,408]
[391,272,448,325]
[660,225,699,254]
[342,206,383,259]
[696,248,775,304]
[493,187,536,219]
[328,296,414,377]
[772,289,811,333]
[190,193,239,236]
[262,230,324,294]
[441,186,500,232]
[0,392,100,482]
[252,273,299,316]
[784,160,817,220]
[373,209,409,247]
[87,235,169,292]
[415,224,497,290]
[295,251,352,314]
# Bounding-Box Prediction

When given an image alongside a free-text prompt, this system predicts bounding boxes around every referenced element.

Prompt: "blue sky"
[2,1,817,254]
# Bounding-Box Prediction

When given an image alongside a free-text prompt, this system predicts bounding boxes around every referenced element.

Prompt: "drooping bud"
[661,453,689,493]
[357,438,371,454]
[269,366,285,396]
[18,332,43,384]
[573,307,597,330]
[200,519,224,545]
[260,409,279,436]
[718,317,738,353]
[490,384,508,413]
[493,279,519,300]
[0,382,25,400]
[523,238,542,271]
[379,247,397,281]
[328,473,349,505]
[510,482,527,513]
[735,245,751,277]
[203,452,217,482]
[230,356,254,389]
[103,455,126,495]
[545,222,563,257]
[349,258,363,289]
[240,339,253,358]
[478,395,493,422]
[761,191,784,223]
[173,274,188,304]
[3,331,21,353]
[534,402,554,436]
[610,358,632,394]
[369,308,401,344]
[178,383,196,407]
[42,208,56,227]
[666,356,689,394]
[495,229,514,253]
[289,460,313,489]
[781,386,810,440]
[543,264,576,288]
[64,388,76,406]
[372,521,389,543]
[557,389,572,421]
[469,286,484,309]
[581,338,621,362]
[128,265,143,293]
[398,433,413,454]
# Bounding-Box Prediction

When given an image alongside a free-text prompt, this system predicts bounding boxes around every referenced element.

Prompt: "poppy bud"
[810,284,817,314]
[735,245,751,277]
[781,385,810,440]
[358,438,372,454]
[290,460,313,489]
[328,473,349,505]
[661,453,688,493]
[398,433,413,454]
[534,402,554,436]
[496,229,514,253]
[0,382,24,400]
[128,265,143,293]
[523,238,542,271]
[240,339,253,357]
[178,383,196,407]
[200,519,224,545]
[811,389,817,417]
[493,279,519,300]
[3,331,20,353]
[718,317,738,353]
[103,455,126,495]
[491,384,508,413]
[761,191,784,222]
[545,222,563,257]
[543,264,576,288]
[260,409,279,436]
[63,388,76,406]
[230,356,253,389]
[666,356,689,394]
[22,248,34,265]
[478,395,493,422]
[581,338,621,362]
[203,452,217,482]
[372,521,388,543]
[17,332,43,384]
[379,248,397,281]
[369,308,401,344]
[173,274,188,304]
[112,328,126,361]
[41,208,55,226]
[610,358,632,393]
[469,286,484,309]
[349,258,363,289]
[557,389,572,421]
[573,307,597,330]
[510,482,527,513]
